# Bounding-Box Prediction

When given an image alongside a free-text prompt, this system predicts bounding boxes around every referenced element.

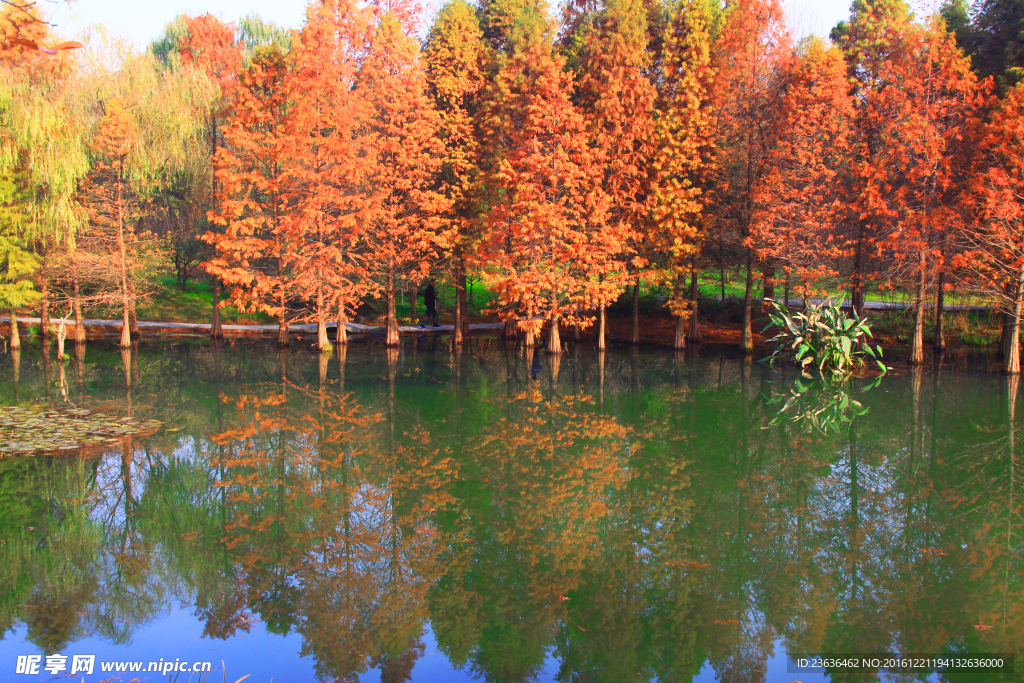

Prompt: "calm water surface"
[0,338,1019,683]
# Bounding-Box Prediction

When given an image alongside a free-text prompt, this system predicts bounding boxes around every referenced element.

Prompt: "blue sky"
[47,0,856,50]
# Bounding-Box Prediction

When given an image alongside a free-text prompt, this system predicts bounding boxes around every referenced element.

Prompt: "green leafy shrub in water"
[762,298,887,376]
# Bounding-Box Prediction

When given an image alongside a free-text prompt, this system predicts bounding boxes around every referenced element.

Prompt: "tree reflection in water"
[0,340,1020,682]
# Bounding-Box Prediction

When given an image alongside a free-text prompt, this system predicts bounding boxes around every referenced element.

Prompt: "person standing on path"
[422,280,439,327]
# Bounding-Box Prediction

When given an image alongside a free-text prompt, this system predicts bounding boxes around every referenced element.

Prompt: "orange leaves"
[478,34,604,337]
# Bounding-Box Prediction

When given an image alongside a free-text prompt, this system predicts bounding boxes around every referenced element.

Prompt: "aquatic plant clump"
[0,406,160,456]
[762,298,887,376]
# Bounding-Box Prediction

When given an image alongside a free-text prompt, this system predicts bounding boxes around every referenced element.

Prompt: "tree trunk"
[458,254,469,341]
[317,319,330,353]
[741,248,754,352]
[761,264,775,300]
[454,254,465,347]
[504,316,517,339]
[910,251,926,365]
[547,313,562,354]
[687,258,702,343]
[784,270,790,307]
[316,289,331,352]
[1007,267,1024,375]
[386,273,400,347]
[674,270,686,350]
[211,276,223,339]
[115,168,132,349]
[128,297,138,339]
[631,278,640,345]
[409,279,417,320]
[934,269,945,351]
[597,304,606,351]
[336,304,348,345]
[8,308,19,349]
[39,249,49,339]
[852,228,865,318]
[73,274,85,343]
[119,307,131,349]
[276,282,289,346]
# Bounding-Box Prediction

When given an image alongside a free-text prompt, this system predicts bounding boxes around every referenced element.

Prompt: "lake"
[0,337,1019,683]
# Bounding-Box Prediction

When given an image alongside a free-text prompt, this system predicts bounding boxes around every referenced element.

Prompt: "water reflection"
[0,340,1020,682]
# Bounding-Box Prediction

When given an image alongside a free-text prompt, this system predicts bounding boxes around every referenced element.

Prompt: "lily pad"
[0,405,161,457]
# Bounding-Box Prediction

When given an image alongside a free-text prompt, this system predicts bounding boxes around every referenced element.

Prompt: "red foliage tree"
[961,81,1024,372]
[177,14,243,340]
[289,0,374,351]
[205,46,297,347]
[711,0,791,352]
[350,0,447,347]
[577,0,656,349]
[753,39,855,305]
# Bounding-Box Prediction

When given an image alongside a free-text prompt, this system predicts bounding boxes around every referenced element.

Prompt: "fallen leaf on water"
[975,622,995,631]
[558,596,570,602]
[182,531,201,541]
[713,619,740,625]
[684,562,710,568]
[577,626,586,631]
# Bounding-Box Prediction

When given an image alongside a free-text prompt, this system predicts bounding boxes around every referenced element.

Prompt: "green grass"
[125,278,271,325]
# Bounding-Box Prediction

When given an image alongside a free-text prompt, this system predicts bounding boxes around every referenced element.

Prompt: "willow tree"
[0,3,88,341]
[0,168,36,348]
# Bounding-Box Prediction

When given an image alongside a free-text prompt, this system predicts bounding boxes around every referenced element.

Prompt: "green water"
[0,338,1020,683]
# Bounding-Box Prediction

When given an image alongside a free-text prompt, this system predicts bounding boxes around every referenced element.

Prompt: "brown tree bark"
[386,273,400,347]
[631,278,640,345]
[547,310,562,354]
[761,264,775,300]
[910,251,926,364]
[276,286,289,347]
[597,304,606,351]
[73,274,85,343]
[1006,268,1024,375]
[454,254,465,347]
[741,248,754,352]
[687,258,702,343]
[211,276,223,339]
[335,304,348,345]
[934,269,945,351]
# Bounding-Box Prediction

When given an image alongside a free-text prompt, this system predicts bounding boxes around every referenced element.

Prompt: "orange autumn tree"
[424,0,488,347]
[651,0,717,349]
[854,14,981,364]
[712,0,790,352]
[82,100,141,349]
[176,14,243,340]
[577,0,656,350]
[480,5,607,354]
[289,0,373,351]
[205,46,297,347]
[962,81,1024,373]
[351,0,447,347]
[752,39,855,306]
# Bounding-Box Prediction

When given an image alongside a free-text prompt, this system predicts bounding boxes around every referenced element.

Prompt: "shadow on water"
[0,337,1020,682]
